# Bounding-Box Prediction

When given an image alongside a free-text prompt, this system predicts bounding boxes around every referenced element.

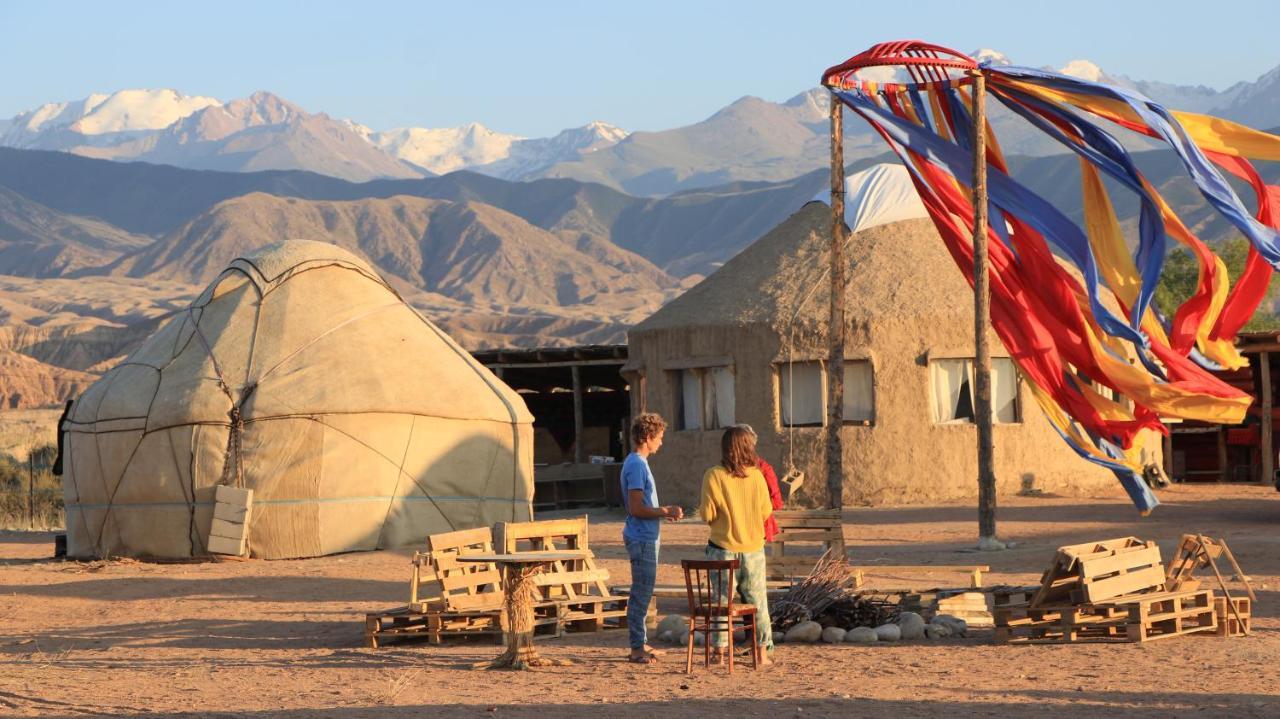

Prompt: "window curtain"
[842,360,875,422]
[992,358,1020,424]
[709,366,735,428]
[930,359,969,423]
[781,361,825,426]
[680,370,702,430]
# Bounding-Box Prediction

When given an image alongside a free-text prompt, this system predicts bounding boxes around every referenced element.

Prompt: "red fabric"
[758,457,784,542]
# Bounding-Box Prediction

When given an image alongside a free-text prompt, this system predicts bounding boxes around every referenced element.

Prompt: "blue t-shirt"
[621,452,660,543]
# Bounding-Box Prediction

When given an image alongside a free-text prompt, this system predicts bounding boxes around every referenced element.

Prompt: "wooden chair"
[681,559,760,674]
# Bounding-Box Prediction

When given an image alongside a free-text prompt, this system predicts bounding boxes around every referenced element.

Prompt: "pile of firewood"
[772,550,893,631]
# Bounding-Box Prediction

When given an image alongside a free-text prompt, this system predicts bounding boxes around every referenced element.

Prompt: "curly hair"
[720,425,757,478]
[630,412,667,447]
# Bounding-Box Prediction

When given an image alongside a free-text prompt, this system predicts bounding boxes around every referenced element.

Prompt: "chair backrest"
[682,558,739,619]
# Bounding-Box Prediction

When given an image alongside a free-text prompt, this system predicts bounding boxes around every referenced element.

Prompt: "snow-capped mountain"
[0,89,220,147]
[471,121,629,180]
[366,123,523,175]
[2,51,1277,192]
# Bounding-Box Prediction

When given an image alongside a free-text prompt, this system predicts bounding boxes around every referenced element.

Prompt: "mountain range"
[4,52,1278,193]
[1,52,1279,409]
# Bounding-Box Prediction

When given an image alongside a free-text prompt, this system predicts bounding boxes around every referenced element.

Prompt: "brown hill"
[0,187,151,276]
[117,192,680,308]
[0,349,98,409]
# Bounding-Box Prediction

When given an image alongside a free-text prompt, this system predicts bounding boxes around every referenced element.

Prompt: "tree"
[1154,238,1280,332]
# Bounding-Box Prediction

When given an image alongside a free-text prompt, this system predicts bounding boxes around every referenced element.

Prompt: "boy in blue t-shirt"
[621,412,682,664]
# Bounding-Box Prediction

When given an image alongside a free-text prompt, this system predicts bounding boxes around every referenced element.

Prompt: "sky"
[2,0,1278,137]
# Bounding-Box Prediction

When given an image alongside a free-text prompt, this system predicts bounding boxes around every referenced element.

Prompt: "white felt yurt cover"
[62,240,533,559]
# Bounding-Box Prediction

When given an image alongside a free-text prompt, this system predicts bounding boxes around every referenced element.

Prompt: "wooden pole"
[1260,352,1273,485]
[571,365,585,464]
[826,93,846,510]
[971,71,998,544]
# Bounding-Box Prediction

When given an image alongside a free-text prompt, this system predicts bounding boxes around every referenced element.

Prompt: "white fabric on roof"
[813,163,928,233]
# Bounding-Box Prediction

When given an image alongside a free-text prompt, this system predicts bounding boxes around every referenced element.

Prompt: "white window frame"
[929,357,1021,424]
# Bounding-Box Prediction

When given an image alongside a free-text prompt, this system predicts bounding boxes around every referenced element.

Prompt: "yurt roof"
[633,165,972,334]
[70,239,532,430]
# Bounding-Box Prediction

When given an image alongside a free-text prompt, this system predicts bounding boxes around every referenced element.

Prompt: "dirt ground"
[2,483,1279,718]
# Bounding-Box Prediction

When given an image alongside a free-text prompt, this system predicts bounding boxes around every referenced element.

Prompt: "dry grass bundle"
[770,549,864,631]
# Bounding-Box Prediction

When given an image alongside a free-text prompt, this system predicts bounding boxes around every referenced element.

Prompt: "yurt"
[62,240,533,559]
[625,165,1158,507]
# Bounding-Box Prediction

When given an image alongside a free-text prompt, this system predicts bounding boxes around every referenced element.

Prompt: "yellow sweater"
[697,465,772,553]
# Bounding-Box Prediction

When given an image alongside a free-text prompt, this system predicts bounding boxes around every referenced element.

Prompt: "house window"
[779,360,875,427]
[673,366,735,430]
[930,358,1020,424]
[842,361,874,423]
[780,361,824,427]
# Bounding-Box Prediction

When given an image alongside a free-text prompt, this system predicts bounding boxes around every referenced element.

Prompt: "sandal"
[643,645,666,657]
[628,652,659,664]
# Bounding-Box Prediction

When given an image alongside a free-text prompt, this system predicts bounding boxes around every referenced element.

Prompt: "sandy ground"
[2,483,1279,718]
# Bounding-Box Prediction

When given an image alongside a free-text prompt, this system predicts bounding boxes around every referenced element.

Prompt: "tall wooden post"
[1261,352,1273,485]
[827,94,846,510]
[571,365,584,464]
[970,71,998,544]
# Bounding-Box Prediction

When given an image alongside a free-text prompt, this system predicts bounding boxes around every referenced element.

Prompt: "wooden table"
[457,551,587,669]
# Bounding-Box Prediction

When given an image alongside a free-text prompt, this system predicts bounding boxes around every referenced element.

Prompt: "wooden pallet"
[1212,596,1251,638]
[766,509,846,582]
[365,604,563,648]
[899,589,993,627]
[995,589,1217,644]
[1030,537,1164,607]
[494,516,632,632]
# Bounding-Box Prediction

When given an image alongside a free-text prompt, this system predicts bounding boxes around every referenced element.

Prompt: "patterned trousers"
[704,545,773,650]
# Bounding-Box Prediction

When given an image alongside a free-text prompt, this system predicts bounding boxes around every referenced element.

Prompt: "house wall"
[628,316,1137,508]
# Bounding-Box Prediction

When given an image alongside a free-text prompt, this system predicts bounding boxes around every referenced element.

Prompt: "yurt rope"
[188,308,251,489]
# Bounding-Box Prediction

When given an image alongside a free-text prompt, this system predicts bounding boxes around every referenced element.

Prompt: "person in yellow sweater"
[697,425,774,664]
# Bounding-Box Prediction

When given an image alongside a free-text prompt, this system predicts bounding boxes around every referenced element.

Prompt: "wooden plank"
[1078,546,1162,579]
[1080,565,1166,603]
[1263,352,1274,485]
[427,527,493,552]
[771,529,844,543]
[774,509,842,520]
[213,500,250,523]
[438,569,502,592]
[531,569,610,587]
[206,533,244,556]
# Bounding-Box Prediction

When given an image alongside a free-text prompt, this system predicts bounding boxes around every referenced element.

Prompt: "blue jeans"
[625,538,658,650]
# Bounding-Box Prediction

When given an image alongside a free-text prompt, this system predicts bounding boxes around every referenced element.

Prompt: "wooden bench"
[767,509,847,581]
[494,515,643,631]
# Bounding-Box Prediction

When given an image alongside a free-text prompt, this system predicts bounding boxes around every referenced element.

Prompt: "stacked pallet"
[899,590,992,627]
[367,516,649,648]
[494,516,644,632]
[995,535,1254,645]
[366,526,563,648]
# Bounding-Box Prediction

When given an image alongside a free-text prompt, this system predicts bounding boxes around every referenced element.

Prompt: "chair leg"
[703,622,711,668]
[751,614,761,670]
[685,618,695,674]
[727,618,735,674]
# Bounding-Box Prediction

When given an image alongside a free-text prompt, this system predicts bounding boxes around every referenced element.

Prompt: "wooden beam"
[1162,426,1174,480]
[484,359,626,369]
[1262,352,1273,485]
[572,365,584,464]
[970,71,997,543]
[826,92,846,510]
